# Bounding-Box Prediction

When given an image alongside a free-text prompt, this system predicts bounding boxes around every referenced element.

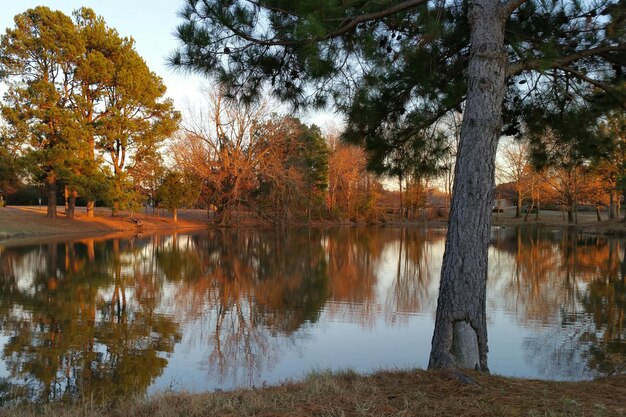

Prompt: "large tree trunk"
[67,191,77,219]
[86,199,95,218]
[86,200,95,217]
[112,180,121,217]
[609,189,616,219]
[515,189,522,218]
[429,1,506,372]
[46,173,57,218]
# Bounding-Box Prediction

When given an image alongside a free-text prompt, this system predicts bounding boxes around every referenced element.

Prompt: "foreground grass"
[2,369,625,417]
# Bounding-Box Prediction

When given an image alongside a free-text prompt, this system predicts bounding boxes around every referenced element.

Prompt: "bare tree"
[170,89,271,224]
[541,165,583,224]
[497,139,534,218]
[439,112,463,209]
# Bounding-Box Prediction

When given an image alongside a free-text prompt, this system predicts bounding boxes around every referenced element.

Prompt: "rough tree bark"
[112,180,121,217]
[428,0,507,371]
[609,173,616,219]
[86,200,95,218]
[87,126,96,219]
[67,191,77,219]
[46,174,57,219]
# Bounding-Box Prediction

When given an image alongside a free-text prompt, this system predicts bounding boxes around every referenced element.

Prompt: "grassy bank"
[2,370,624,417]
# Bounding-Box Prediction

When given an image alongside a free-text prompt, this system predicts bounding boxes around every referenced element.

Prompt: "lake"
[0,226,624,404]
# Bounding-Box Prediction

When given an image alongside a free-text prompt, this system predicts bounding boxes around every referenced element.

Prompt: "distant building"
[494,182,517,210]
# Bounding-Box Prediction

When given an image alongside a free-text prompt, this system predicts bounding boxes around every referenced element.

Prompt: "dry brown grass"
[492,207,600,226]
[0,206,209,245]
[2,369,625,417]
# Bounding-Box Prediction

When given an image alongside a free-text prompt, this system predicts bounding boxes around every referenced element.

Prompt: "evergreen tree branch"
[243,0,300,18]
[554,64,626,110]
[214,0,428,46]
[325,0,428,29]
[507,45,626,77]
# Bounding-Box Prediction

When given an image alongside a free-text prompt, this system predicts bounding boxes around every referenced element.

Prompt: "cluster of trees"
[0,8,397,225]
[497,112,626,223]
[165,91,389,224]
[1,0,624,374]
[0,7,179,218]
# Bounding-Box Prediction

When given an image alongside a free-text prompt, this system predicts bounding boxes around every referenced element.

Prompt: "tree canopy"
[0,6,180,217]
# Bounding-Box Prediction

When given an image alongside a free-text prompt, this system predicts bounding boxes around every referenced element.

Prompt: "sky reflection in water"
[0,226,624,404]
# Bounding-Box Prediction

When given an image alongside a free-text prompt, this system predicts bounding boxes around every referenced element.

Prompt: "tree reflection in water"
[0,238,181,404]
[1,226,625,404]
[165,229,330,385]
[491,227,626,378]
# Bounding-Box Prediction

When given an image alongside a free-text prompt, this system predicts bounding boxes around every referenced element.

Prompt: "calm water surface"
[0,226,624,404]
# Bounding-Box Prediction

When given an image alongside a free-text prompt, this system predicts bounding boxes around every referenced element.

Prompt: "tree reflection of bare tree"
[491,227,626,378]
[577,239,625,375]
[165,227,445,384]
[0,238,181,405]
[322,227,382,327]
[385,227,445,324]
[166,229,331,385]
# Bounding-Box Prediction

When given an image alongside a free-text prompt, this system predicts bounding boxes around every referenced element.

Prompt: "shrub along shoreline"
[1,369,624,417]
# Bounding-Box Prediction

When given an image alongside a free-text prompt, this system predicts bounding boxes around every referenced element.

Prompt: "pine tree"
[0,7,84,218]
[71,8,121,217]
[157,171,198,223]
[94,31,180,216]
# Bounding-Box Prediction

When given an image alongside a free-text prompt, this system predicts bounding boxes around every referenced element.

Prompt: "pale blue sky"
[0,0,205,112]
[0,1,336,127]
